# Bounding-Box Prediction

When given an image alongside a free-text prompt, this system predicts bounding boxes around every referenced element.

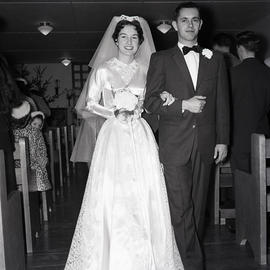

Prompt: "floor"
[26,163,270,270]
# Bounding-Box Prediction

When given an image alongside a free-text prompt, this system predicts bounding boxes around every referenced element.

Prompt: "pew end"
[235,133,270,265]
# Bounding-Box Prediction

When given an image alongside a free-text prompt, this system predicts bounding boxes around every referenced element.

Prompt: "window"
[71,63,90,90]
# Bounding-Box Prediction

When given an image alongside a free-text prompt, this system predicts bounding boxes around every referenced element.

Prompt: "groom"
[144,2,229,270]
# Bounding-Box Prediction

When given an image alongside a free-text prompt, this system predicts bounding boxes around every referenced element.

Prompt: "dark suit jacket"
[144,46,230,165]
[231,58,270,154]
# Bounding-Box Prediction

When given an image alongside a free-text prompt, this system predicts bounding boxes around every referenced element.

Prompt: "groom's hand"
[182,96,206,113]
[214,144,228,164]
[160,91,175,106]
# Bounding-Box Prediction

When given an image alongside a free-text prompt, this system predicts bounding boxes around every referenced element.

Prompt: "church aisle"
[26,163,88,270]
[26,163,270,270]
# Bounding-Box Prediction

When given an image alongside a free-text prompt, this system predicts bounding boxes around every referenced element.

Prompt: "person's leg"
[229,152,251,235]
[231,152,250,173]
[190,147,212,241]
[163,163,203,270]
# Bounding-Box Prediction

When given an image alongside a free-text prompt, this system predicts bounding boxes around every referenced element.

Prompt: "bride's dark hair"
[112,20,144,45]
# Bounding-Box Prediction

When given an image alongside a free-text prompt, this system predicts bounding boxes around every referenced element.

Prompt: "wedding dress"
[65,57,184,270]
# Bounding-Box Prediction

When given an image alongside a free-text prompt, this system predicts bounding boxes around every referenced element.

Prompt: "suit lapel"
[171,46,195,92]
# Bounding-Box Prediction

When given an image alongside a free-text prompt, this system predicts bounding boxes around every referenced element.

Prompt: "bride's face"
[116,25,140,57]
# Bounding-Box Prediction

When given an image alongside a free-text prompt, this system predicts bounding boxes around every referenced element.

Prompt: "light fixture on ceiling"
[157,21,172,34]
[38,22,53,36]
[61,58,71,66]
[264,57,270,67]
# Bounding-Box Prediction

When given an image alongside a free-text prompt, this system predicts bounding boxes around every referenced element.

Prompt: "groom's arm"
[144,53,183,116]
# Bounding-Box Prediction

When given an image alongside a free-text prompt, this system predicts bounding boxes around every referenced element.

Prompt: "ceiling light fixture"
[61,58,71,66]
[38,22,53,36]
[264,57,270,67]
[157,21,172,34]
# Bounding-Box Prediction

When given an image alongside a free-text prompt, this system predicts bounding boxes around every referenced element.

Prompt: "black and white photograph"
[0,1,270,269]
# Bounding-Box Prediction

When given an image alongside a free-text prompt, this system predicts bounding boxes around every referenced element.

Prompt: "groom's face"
[173,7,203,45]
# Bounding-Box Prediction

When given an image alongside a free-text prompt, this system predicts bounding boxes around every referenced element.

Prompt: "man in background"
[213,32,240,69]
[231,31,270,172]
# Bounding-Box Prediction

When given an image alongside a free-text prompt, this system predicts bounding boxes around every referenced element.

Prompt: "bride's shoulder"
[95,57,115,67]
[94,58,115,74]
[104,57,119,67]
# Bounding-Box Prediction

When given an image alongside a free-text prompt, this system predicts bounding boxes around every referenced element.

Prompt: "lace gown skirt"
[65,117,183,270]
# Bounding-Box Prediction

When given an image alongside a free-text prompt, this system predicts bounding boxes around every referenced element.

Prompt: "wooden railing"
[45,125,76,198]
[0,150,25,269]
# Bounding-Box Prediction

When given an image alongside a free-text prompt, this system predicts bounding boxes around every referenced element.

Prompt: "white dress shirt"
[178,42,200,89]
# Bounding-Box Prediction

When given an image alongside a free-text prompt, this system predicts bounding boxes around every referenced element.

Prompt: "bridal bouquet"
[113,90,141,121]
[114,90,138,111]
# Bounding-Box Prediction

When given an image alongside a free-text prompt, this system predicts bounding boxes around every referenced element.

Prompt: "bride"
[64,15,184,270]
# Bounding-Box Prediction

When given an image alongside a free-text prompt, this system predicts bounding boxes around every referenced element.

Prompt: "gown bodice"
[86,57,147,118]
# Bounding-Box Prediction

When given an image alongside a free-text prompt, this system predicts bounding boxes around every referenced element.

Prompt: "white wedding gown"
[65,58,184,270]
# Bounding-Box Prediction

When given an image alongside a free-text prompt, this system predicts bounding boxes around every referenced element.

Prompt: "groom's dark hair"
[173,2,201,21]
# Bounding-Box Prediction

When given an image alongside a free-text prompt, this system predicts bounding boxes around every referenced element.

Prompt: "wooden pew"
[63,125,77,181]
[47,126,75,193]
[48,129,56,202]
[14,138,33,253]
[63,126,70,178]
[14,138,40,253]
[235,133,270,265]
[47,127,67,196]
[70,124,76,170]
[56,127,63,187]
[0,150,25,270]
[214,161,235,224]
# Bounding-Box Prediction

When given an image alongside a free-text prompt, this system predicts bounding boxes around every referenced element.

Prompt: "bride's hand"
[160,91,175,106]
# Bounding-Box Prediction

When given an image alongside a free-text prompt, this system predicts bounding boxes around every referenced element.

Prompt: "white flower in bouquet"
[114,90,138,112]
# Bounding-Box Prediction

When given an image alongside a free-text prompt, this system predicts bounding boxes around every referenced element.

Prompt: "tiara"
[118,15,140,22]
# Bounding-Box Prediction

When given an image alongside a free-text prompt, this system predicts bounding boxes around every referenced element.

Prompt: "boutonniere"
[202,48,213,59]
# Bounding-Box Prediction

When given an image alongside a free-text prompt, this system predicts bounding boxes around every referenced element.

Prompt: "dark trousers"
[231,151,251,173]
[230,151,251,206]
[163,141,212,270]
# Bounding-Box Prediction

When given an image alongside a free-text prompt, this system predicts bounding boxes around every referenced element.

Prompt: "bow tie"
[182,45,200,55]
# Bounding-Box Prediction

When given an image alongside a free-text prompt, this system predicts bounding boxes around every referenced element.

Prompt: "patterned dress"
[13,124,51,191]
